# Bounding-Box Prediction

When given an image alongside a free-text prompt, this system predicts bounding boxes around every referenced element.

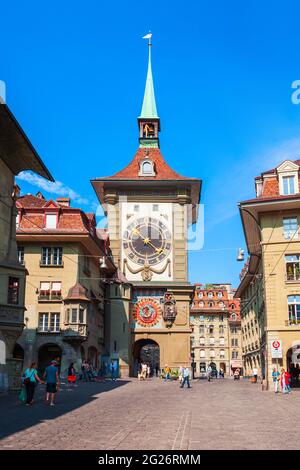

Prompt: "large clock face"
[123,216,172,266]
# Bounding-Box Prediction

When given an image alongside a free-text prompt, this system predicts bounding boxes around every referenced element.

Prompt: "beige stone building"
[0,103,52,391]
[190,284,242,377]
[15,193,115,377]
[236,158,300,388]
[91,41,201,377]
[235,259,265,378]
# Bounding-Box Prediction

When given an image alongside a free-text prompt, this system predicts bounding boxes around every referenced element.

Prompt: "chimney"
[57,197,71,207]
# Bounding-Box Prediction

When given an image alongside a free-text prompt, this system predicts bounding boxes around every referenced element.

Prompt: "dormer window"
[139,159,156,177]
[282,176,295,195]
[277,160,299,196]
[45,213,57,229]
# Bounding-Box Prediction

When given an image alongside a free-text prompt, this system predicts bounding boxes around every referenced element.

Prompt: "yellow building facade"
[0,103,52,391]
[237,159,300,388]
[15,194,115,377]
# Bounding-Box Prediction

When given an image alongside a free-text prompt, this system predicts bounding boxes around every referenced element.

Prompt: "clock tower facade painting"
[91,37,201,376]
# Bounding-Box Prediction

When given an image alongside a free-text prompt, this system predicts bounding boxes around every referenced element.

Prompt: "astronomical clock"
[121,202,173,281]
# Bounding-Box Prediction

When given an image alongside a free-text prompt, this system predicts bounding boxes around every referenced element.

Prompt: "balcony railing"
[38,291,62,301]
[37,327,60,333]
[285,320,300,326]
[63,323,88,339]
[40,261,64,267]
[286,272,300,282]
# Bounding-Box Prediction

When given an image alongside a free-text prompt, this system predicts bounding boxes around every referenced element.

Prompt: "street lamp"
[191,351,196,379]
[237,248,245,262]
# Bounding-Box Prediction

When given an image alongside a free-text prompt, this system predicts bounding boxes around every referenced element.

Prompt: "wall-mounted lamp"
[100,257,108,270]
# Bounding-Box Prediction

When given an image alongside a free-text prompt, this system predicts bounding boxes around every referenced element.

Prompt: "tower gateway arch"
[91,36,202,377]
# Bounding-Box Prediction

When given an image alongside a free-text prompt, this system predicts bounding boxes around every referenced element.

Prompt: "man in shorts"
[44,360,60,406]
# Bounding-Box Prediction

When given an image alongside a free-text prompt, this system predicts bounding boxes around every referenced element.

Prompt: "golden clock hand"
[132,227,164,253]
[145,239,164,253]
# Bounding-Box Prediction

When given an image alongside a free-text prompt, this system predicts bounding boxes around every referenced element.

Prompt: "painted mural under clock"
[91,37,202,376]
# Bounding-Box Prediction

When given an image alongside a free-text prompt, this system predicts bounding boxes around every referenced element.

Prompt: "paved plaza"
[0,378,299,450]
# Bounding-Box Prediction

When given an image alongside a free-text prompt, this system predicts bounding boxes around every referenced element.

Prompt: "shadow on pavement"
[0,380,129,441]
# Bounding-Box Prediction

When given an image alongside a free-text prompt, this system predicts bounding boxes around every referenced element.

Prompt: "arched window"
[139,159,155,176]
[231,313,237,321]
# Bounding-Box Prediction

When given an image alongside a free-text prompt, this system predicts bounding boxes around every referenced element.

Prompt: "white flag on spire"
[142,33,152,39]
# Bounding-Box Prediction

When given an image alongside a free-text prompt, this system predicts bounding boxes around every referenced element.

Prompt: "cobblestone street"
[0,378,299,450]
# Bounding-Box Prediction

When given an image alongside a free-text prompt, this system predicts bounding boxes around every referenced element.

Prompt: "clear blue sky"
[2,1,300,287]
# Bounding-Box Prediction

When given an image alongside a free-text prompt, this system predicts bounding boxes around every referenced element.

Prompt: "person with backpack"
[22,362,44,406]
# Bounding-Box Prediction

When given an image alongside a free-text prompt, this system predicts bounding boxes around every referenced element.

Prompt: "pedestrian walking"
[178,366,184,384]
[252,367,258,383]
[180,367,191,389]
[272,367,280,393]
[141,362,147,380]
[147,364,151,378]
[22,362,44,406]
[155,364,159,377]
[207,365,212,381]
[44,360,60,406]
[164,364,171,382]
[110,360,118,381]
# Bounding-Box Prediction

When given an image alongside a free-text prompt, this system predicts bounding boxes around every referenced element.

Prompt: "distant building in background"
[0,103,53,391]
[15,193,116,377]
[190,284,241,377]
[236,159,300,388]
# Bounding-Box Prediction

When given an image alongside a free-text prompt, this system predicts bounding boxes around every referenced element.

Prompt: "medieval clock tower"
[91,37,201,377]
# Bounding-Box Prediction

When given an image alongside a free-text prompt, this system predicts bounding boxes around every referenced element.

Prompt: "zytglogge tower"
[91,35,201,377]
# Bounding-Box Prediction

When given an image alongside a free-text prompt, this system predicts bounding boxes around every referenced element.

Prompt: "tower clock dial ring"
[123,216,172,266]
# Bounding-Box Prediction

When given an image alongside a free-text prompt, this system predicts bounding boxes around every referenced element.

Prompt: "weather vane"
[142,31,152,46]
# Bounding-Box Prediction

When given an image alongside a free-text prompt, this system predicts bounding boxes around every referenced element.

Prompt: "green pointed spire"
[139,39,159,119]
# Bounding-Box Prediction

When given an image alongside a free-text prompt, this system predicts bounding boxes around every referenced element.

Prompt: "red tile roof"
[103,147,197,181]
[16,194,95,235]
[254,159,300,199]
[17,194,46,208]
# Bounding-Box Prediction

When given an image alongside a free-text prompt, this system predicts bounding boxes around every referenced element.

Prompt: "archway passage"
[132,339,160,377]
[13,343,24,361]
[38,343,62,375]
[287,346,300,387]
[88,346,98,367]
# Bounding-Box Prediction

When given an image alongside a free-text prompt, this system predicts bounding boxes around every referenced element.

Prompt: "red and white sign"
[270,340,283,358]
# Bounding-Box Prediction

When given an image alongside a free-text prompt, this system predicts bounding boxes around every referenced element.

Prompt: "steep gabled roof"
[105,147,196,181]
